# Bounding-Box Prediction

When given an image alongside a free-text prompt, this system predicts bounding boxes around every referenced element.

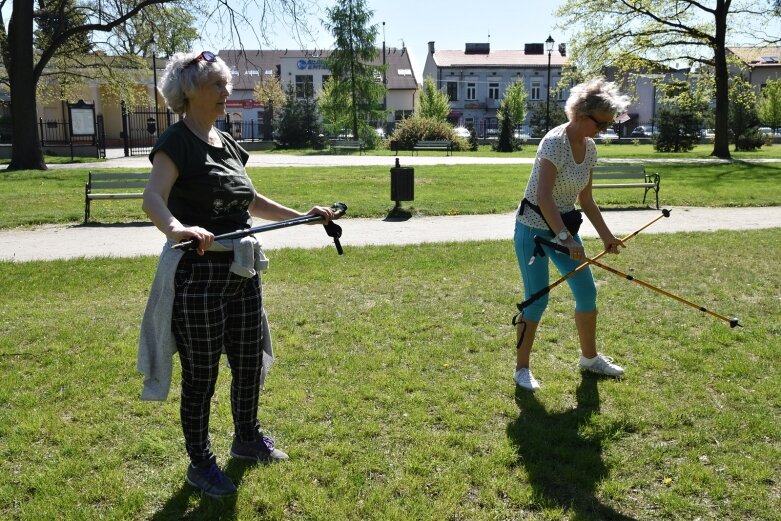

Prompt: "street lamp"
[545,35,555,134]
[148,36,159,138]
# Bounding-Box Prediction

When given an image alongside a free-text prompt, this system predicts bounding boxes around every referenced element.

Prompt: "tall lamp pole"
[545,35,555,134]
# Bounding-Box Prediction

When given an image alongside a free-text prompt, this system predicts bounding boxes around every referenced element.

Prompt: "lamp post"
[545,35,555,134]
[149,36,159,138]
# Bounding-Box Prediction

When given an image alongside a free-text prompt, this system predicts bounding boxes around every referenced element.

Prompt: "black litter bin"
[390,157,414,208]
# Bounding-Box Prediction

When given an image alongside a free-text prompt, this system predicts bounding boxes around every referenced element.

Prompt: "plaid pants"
[172,253,265,464]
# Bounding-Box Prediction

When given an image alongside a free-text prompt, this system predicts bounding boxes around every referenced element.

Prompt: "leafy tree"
[323,0,386,140]
[495,109,515,152]
[555,0,781,159]
[527,101,567,137]
[105,2,198,58]
[418,77,450,121]
[0,0,317,171]
[758,78,781,133]
[498,79,527,127]
[317,76,353,136]
[729,76,762,151]
[653,79,707,152]
[276,84,322,149]
[254,75,286,140]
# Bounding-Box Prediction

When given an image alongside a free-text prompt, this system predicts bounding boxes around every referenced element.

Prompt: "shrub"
[735,131,764,151]
[388,116,469,151]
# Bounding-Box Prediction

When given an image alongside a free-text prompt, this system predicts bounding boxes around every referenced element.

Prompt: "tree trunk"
[710,1,731,159]
[6,0,46,170]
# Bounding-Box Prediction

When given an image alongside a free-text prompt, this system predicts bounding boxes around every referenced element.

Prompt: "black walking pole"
[516,209,671,315]
[533,235,742,328]
[172,202,348,254]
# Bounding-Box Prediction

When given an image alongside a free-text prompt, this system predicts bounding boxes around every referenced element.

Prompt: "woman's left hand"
[306,205,335,224]
[602,235,625,254]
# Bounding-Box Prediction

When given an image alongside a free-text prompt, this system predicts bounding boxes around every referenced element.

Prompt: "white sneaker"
[514,368,540,391]
[579,353,624,376]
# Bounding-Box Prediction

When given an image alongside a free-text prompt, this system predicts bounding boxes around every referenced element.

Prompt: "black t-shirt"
[149,121,254,235]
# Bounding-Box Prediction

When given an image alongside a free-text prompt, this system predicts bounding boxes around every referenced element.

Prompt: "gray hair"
[157,51,233,115]
[565,77,630,120]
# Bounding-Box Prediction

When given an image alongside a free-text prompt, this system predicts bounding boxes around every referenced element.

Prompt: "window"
[466,82,476,100]
[295,75,314,98]
[465,117,474,128]
[531,80,541,100]
[447,81,458,101]
[397,69,412,76]
[395,110,413,121]
[488,82,500,100]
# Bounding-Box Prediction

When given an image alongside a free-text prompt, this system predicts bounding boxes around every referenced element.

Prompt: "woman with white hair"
[512,77,630,391]
[141,51,334,496]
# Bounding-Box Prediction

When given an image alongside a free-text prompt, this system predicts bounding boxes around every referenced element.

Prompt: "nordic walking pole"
[533,236,742,328]
[172,202,348,254]
[517,209,671,313]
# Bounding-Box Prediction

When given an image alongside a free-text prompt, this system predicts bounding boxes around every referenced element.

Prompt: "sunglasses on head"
[185,51,217,68]
[587,114,614,130]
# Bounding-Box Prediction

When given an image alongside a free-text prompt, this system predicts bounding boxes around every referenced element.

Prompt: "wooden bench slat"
[412,140,452,156]
[590,164,660,209]
[85,171,150,223]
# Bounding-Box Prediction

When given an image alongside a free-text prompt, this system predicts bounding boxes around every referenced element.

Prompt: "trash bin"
[390,157,414,208]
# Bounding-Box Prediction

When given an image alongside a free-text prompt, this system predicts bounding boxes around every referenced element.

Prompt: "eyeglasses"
[185,51,217,68]
[587,114,614,131]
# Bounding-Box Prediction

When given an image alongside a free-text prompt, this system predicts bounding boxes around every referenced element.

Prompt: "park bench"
[591,164,660,209]
[84,171,149,223]
[412,140,453,156]
[329,139,365,154]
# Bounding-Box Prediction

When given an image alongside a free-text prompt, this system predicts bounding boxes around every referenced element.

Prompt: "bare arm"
[142,151,214,254]
[248,192,334,223]
[578,173,624,254]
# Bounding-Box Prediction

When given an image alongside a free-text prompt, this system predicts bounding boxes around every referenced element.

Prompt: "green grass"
[2,161,781,228]
[1,230,779,520]
[0,155,107,165]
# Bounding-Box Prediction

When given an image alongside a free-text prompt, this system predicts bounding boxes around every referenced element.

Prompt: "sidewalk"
[48,148,781,170]
[3,206,780,262]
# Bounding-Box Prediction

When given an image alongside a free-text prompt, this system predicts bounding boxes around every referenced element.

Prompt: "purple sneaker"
[230,434,289,462]
[185,458,237,497]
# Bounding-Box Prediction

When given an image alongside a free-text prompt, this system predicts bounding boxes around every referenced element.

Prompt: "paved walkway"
[48,148,781,170]
[3,151,778,262]
[3,206,780,262]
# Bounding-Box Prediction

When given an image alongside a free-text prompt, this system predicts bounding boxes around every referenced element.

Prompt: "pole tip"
[729,318,742,328]
[662,208,671,217]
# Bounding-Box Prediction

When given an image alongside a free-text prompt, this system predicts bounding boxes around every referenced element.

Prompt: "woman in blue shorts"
[513,77,630,391]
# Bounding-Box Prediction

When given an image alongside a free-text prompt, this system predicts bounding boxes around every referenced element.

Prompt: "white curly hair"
[565,77,630,120]
[157,51,233,115]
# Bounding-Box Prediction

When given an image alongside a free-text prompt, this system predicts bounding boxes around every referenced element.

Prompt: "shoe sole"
[185,476,236,497]
[579,367,624,377]
[230,449,288,462]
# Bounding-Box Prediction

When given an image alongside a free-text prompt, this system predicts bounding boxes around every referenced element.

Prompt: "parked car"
[513,129,531,140]
[453,126,471,138]
[758,127,780,137]
[630,125,652,138]
[701,128,716,139]
[598,128,618,139]
[374,127,386,139]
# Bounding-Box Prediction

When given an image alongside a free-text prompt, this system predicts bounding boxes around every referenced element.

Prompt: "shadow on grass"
[149,459,257,521]
[507,375,637,521]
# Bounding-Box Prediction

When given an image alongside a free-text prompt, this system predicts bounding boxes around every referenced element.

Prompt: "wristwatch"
[557,229,570,242]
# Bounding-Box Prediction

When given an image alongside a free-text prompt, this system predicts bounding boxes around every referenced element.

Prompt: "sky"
[194,0,571,80]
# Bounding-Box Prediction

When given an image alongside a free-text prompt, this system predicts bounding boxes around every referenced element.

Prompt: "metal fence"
[38,116,106,158]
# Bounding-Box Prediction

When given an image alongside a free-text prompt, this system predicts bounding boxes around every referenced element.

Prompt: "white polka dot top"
[516,123,598,229]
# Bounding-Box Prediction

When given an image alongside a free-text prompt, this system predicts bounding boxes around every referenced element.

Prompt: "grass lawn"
[2,161,781,228]
[1,230,779,520]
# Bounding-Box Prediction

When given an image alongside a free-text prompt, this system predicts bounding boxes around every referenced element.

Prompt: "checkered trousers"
[172,253,265,464]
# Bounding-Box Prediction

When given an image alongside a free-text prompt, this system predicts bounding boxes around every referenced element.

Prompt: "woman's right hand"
[169,226,214,255]
[562,236,585,262]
